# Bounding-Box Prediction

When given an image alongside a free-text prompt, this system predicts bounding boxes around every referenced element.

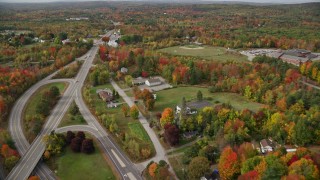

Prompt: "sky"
[0,0,319,3]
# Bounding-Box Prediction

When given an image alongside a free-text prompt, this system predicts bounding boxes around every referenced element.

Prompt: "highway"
[7,30,142,180]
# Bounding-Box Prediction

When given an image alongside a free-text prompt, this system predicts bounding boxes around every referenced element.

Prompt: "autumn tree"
[188,156,210,179]
[148,162,158,178]
[262,155,287,180]
[121,105,129,117]
[102,36,110,44]
[70,137,82,152]
[160,108,174,128]
[66,131,75,145]
[130,105,139,120]
[218,146,240,180]
[237,142,258,163]
[4,155,19,170]
[164,124,179,146]
[288,158,319,179]
[81,139,95,154]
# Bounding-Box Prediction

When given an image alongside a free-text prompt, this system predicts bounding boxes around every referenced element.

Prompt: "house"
[98,91,113,102]
[176,100,211,115]
[284,145,297,153]
[145,78,162,87]
[132,77,145,86]
[176,105,197,115]
[62,39,71,45]
[152,94,157,100]
[120,67,128,74]
[260,139,274,153]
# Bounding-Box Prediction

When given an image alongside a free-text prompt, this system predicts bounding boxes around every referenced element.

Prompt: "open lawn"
[55,142,116,180]
[168,155,187,180]
[128,122,150,142]
[58,102,87,127]
[210,92,265,112]
[152,87,264,113]
[158,46,248,62]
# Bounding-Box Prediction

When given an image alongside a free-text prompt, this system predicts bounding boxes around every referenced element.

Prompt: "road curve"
[6,47,96,180]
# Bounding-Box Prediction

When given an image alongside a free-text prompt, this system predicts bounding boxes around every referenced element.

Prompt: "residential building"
[145,78,162,87]
[98,91,113,102]
[260,139,274,153]
[120,67,128,74]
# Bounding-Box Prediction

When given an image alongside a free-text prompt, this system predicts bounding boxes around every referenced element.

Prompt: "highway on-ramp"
[7,32,142,180]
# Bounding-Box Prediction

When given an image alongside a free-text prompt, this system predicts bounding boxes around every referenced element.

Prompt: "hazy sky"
[0,0,319,3]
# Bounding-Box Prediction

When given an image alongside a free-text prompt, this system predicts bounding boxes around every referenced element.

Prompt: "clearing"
[152,87,264,113]
[55,140,116,180]
[158,46,247,62]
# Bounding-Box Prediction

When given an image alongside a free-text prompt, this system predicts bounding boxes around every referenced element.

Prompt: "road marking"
[127,172,137,180]
[111,149,126,167]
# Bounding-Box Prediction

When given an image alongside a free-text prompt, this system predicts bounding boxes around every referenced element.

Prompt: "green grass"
[152,86,211,112]
[58,104,87,127]
[56,142,116,180]
[152,87,264,113]
[128,122,150,141]
[158,46,248,62]
[210,92,265,112]
[168,155,187,180]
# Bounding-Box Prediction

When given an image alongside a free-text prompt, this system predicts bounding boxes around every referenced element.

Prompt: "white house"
[260,139,274,153]
[120,67,128,74]
[62,39,71,45]
[176,105,197,115]
[145,78,161,87]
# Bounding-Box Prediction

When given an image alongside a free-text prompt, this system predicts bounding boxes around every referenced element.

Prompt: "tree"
[43,133,66,155]
[148,162,158,177]
[218,146,240,180]
[102,36,110,44]
[237,142,258,163]
[76,131,86,142]
[70,137,82,152]
[292,119,312,146]
[197,90,203,101]
[28,176,40,180]
[43,150,50,160]
[146,98,155,110]
[81,139,95,154]
[181,97,187,116]
[188,156,210,179]
[125,75,133,86]
[262,155,287,180]
[4,155,19,170]
[1,144,9,158]
[288,158,319,179]
[66,131,75,145]
[164,124,179,146]
[130,105,139,120]
[121,105,129,117]
[160,108,174,128]
[69,101,79,116]
[49,86,60,99]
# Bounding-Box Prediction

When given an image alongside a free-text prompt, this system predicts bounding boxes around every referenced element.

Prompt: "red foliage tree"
[70,137,82,152]
[66,131,75,145]
[238,170,259,180]
[81,139,95,154]
[164,124,179,146]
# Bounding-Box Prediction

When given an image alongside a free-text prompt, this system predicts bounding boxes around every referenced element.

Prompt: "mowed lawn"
[56,142,116,180]
[24,82,67,118]
[153,87,264,113]
[128,122,150,141]
[158,46,248,62]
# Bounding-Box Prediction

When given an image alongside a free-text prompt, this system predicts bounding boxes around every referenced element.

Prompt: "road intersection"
[6,30,175,180]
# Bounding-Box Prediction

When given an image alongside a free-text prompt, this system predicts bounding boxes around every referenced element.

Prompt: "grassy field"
[158,46,248,62]
[128,122,150,142]
[55,142,116,180]
[152,87,264,113]
[58,102,87,127]
[168,155,187,180]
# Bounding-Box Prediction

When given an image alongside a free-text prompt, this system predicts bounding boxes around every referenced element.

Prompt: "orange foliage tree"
[148,162,158,177]
[160,108,174,128]
[218,146,240,180]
